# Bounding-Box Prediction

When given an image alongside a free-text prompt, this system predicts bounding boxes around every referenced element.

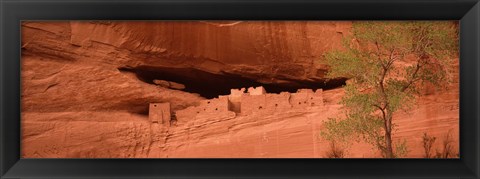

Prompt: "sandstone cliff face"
[21,21,458,158]
[24,22,349,79]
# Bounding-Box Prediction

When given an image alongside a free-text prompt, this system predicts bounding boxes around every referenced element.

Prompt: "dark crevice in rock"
[119,65,346,99]
[133,105,150,116]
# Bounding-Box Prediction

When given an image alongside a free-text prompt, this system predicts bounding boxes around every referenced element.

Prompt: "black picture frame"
[1,0,479,178]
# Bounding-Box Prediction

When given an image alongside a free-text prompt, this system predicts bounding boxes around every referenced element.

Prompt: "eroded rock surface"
[21,21,459,158]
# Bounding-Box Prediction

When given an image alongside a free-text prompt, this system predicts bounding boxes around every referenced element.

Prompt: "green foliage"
[320,21,458,158]
[393,139,409,158]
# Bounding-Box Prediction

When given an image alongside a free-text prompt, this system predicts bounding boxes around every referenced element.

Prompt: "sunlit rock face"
[21,21,458,158]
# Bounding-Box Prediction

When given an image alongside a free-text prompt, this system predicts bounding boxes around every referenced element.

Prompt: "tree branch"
[375,41,387,70]
[386,49,397,68]
[373,104,387,122]
[401,60,423,92]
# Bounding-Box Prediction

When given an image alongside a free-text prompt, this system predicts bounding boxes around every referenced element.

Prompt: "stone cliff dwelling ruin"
[148,103,171,124]
[148,86,323,126]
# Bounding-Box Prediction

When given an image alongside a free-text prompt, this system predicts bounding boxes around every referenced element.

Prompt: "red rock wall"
[20,21,459,158]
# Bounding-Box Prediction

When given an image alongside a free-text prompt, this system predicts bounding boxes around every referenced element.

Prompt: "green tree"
[320,21,458,158]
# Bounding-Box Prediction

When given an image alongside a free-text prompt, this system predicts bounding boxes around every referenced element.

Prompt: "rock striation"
[20,21,459,158]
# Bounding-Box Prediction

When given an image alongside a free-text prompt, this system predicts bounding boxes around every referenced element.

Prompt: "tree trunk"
[385,130,394,158]
[384,113,394,158]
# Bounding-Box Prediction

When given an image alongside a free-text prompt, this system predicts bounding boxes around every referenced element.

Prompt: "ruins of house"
[149,103,171,124]
[148,86,324,125]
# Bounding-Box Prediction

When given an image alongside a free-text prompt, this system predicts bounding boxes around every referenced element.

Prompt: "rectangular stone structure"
[241,94,267,114]
[290,89,324,108]
[198,96,230,114]
[149,103,171,124]
[175,106,199,123]
[247,86,266,95]
[310,89,324,106]
[228,89,245,113]
[266,92,292,111]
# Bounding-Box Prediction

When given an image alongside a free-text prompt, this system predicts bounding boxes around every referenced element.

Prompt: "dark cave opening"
[118,66,347,99]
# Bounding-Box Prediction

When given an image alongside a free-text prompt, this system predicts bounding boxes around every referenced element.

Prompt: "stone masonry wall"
[153,86,325,126]
[149,103,171,124]
[174,95,236,125]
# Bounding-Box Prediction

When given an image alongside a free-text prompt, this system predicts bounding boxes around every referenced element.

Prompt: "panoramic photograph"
[21,21,459,158]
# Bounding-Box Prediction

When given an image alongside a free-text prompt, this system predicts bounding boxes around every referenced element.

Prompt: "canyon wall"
[20,21,459,158]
